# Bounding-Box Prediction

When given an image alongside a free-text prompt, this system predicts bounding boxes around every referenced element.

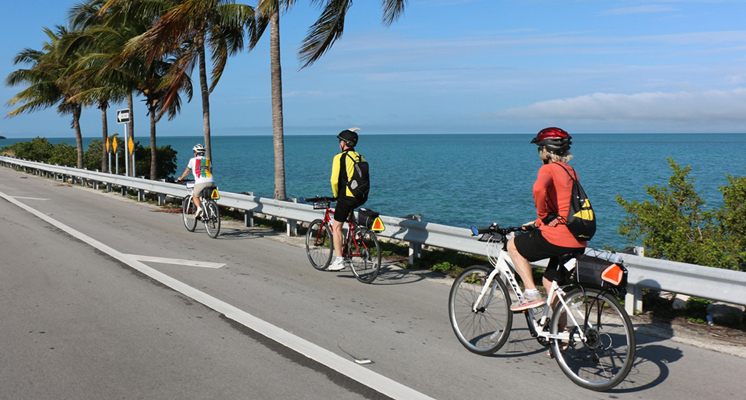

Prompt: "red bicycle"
[303,196,382,284]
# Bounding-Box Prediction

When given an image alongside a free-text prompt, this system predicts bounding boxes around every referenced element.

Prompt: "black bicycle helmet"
[531,127,572,155]
[337,127,360,147]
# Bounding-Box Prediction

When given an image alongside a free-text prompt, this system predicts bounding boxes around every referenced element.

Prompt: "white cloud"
[492,89,746,132]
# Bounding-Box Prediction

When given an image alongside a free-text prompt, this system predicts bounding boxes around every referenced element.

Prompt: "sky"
[2,0,746,138]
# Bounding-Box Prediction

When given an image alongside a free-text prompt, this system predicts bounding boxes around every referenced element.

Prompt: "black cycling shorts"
[334,196,363,223]
[513,229,585,282]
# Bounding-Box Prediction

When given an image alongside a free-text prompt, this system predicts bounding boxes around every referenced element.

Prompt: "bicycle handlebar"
[471,223,530,237]
[301,196,336,204]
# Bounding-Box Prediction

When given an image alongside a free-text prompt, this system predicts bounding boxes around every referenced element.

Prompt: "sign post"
[106,137,112,173]
[112,136,119,175]
[128,135,135,176]
[116,109,131,176]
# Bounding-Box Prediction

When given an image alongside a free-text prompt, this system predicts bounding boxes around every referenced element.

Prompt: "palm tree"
[254,0,289,200]
[5,26,90,168]
[71,0,187,179]
[102,0,256,167]
[298,0,407,68]
[253,0,408,200]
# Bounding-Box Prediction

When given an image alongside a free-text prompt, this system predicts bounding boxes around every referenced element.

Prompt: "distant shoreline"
[2,132,746,140]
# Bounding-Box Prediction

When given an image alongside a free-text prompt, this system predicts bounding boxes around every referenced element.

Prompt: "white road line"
[128,255,225,269]
[12,196,49,201]
[0,190,435,400]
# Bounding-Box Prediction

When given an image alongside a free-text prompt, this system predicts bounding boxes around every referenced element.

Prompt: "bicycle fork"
[472,268,500,313]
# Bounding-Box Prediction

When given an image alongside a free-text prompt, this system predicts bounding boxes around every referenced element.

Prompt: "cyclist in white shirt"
[176,144,214,218]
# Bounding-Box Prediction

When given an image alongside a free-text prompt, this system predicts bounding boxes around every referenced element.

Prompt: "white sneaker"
[195,207,203,218]
[328,259,345,271]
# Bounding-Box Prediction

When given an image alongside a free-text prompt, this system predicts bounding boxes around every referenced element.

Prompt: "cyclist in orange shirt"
[507,128,587,311]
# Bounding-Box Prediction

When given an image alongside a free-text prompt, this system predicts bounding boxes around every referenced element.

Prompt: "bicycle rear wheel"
[182,196,197,232]
[448,265,513,355]
[550,287,636,391]
[204,200,221,238]
[306,219,333,270]
[349,228,381,284]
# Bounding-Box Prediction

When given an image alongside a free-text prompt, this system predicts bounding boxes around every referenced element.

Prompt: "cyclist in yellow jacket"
[328,128,366,271]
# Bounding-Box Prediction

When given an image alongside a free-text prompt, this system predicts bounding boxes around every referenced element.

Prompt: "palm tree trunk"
[127,92,135,176]
[100,103,109,173]
[270,10,286,200]
[197,36,212,165]
[150,104,157,180]
[73,104,84,169]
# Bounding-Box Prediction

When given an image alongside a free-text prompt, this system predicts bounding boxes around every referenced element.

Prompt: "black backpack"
[341,151,369,203]
[556,163,596,241]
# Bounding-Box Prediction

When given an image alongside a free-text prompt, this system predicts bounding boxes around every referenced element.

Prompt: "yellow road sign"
[128,136,134,154]
[112,138,118,153]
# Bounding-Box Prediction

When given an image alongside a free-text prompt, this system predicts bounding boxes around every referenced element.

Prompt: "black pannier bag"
[357,208,380,229]
[202,185,219,200]
[566,252,628,295]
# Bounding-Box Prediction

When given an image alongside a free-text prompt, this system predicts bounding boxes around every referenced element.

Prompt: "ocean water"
[4,133,746,249]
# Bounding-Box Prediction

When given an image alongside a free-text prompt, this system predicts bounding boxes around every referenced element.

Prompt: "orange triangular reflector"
[371,217,385,232]
[211,188,220,200]
[601,264,623,286]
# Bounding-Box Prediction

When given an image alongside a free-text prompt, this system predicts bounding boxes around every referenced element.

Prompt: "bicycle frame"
[452,224,636,391]
[312,205,368,259]
[473,234,587,343]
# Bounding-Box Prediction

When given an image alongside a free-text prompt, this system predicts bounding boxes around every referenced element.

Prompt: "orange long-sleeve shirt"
[532,162,587,248]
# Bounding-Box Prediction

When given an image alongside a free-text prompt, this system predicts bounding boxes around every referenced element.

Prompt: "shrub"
[617,159,746,271]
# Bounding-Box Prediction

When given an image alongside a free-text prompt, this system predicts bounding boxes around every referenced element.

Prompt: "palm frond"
[298,0,351,68]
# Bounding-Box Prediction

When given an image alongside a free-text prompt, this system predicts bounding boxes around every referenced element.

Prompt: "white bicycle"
[181,181,221,239]
[448,223,635,391]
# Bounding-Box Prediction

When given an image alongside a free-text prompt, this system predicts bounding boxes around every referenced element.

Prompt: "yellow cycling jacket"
[331,150,365,198]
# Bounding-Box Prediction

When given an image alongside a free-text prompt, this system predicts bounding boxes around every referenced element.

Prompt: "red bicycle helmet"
[531,127,572,155]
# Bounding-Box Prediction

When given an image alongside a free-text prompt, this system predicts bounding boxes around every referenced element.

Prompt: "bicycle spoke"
[182,196,197,232]
[349,228,381,283]
[306,219,333,270]
[448,266,512,355]
[204,201,220,238]
[551,288,636,391]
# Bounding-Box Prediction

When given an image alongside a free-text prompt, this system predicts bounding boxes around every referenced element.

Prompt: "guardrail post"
[286,198,298,236]
[626,285,643,315]
[121,185,127,196]
[106,182,112,192]
[409,242,422,264]
[138,189,145,202]
[244,211,254,227]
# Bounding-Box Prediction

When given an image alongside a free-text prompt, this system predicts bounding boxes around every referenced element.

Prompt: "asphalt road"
[1,167,744,400]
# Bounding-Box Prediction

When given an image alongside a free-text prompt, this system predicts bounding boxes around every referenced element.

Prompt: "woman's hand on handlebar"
[522,221,537,230]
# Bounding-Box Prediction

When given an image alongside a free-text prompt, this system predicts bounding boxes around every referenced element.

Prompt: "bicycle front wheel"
[551,287,636,391]
[448,265,513,355]
[182,196,197,232]
[306,219,333,270]
[204,200,221,238]
[349,228,381,284]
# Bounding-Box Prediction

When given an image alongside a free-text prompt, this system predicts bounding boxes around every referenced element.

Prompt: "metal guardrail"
[3,156,745,314]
